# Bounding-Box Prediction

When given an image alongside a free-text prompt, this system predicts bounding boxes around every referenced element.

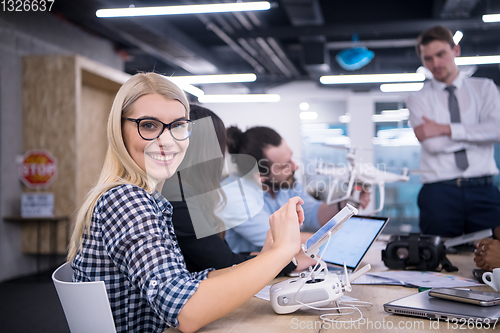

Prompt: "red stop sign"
[19,150,58,189]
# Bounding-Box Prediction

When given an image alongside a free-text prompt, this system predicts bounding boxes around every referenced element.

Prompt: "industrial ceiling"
[51,0,500,92]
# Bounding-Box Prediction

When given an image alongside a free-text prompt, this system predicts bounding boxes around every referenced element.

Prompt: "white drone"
[270,204,371,314]
[316,148,410,214]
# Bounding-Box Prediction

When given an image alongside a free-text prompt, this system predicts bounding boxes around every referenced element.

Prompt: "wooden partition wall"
[21,55,130,254]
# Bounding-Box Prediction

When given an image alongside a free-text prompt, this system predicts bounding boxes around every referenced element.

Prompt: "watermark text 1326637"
[2,0,54,12]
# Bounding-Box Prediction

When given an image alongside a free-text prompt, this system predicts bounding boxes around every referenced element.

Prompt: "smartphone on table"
[429,288,500,307]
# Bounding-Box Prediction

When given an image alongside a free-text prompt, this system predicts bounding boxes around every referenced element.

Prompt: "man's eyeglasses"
[124,117,193,141]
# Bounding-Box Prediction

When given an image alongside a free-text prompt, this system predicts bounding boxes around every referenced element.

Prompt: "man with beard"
[407,26,500,237]
[218,126,369,254]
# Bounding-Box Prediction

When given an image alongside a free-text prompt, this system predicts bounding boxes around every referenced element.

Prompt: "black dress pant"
[418,182,500,237]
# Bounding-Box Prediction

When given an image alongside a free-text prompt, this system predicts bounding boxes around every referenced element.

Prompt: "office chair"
[52,263,117,333]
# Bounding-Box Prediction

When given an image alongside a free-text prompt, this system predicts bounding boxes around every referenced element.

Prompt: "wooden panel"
[21,220,67,254]
[81,69,123,93]
[21,55,127,255]
[21,222,37,254]
[76,83,115,207]
[23,55,77,217]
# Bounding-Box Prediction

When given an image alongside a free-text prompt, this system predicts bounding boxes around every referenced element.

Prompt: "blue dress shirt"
[219,176,322,253]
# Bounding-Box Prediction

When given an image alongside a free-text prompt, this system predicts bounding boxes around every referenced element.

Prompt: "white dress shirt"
[407,73,500,183]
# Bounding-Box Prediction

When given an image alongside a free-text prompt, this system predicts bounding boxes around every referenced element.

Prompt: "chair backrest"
[52,263,117,333]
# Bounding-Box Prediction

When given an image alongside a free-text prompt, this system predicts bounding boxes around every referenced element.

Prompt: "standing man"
[218,126,369,253]
[407,25,500,237]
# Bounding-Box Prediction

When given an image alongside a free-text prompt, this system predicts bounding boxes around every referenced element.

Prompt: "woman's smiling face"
[122,94,189,182]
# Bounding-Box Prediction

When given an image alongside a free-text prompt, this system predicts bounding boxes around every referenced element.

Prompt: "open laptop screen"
[320,215,389,270]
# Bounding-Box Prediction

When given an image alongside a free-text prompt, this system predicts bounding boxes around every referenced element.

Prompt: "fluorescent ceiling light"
[482,14,500,23]
[198,94,280,103]
[372,114,409,122]
[301,128,344,137]
[300,123,329,131]
[320,73,425,84]
[299,102,310,111]
[380,83,424,93]
[299,111,318,120]
[339,114,351,123]
[381,108,409,116]
[96,2,271,18]
[374,109,410,122]
[170,73,256,84]
[453,31,463,44]
[164,76,205,97]
[455,55,500,66]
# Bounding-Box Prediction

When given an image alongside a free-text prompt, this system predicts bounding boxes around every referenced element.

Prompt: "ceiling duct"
[439,0,480,19]
[281,0,329,73]
[301,36,330,73]
[281,0,324,26]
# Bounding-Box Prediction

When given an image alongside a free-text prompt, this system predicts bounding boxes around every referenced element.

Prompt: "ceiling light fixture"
[455,55,500,66]
[320,73,425,84]
[299,102,310,111]
[372,109,409,122]
[381,109,409,116]
[453,31,463,44]
[338,114,351,123]
[169,73,257,84]
[198,94,280,103]
[299,111,318,120]
[164,76,205,97]
[380,83,424,93]
[96,2,271,18]
[482,14,500,23]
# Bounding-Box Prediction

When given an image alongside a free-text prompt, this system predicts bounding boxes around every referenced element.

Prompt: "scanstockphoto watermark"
[291,317,424,330]
[290,317,498,330]
[258,158,388,177]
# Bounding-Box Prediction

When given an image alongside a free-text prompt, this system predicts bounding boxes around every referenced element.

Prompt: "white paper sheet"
[369,271,482,288]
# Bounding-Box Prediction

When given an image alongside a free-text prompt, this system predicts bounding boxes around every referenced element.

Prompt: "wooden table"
[169,241,496,333]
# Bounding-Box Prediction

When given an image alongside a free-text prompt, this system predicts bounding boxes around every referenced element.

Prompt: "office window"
[373,102,421,234]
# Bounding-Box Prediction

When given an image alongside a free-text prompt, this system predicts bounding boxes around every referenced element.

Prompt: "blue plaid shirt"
[72,184,212,332]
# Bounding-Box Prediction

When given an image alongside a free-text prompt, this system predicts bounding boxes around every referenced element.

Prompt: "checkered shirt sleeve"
[72,185,212,332]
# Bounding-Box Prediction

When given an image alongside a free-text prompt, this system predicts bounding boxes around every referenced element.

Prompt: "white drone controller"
[270,204,372,314]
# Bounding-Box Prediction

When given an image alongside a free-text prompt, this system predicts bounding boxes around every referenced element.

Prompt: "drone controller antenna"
[342,262,352,292]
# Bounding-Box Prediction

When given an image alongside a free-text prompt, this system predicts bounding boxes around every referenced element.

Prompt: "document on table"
[338,273,404,285]
[255,285,272,301]
[369,271,482,288]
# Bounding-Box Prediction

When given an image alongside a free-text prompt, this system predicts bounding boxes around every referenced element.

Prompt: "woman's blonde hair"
[67,73,190,261]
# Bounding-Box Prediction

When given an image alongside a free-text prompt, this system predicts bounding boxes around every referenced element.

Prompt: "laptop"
[289,215,389,276]
[384,290,500,321]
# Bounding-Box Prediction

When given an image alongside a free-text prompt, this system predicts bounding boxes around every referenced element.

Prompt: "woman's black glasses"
[124,117,193,141]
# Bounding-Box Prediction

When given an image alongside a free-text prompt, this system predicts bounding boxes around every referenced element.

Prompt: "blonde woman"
[68,72,304,333]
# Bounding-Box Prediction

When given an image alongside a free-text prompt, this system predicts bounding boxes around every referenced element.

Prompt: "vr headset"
[382,233,457,272]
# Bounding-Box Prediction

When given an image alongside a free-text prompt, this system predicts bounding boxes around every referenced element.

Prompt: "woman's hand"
[268,196,304,258]
[260,229,274,254]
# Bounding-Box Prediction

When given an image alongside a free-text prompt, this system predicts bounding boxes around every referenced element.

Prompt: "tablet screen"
[320,216,388,269]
